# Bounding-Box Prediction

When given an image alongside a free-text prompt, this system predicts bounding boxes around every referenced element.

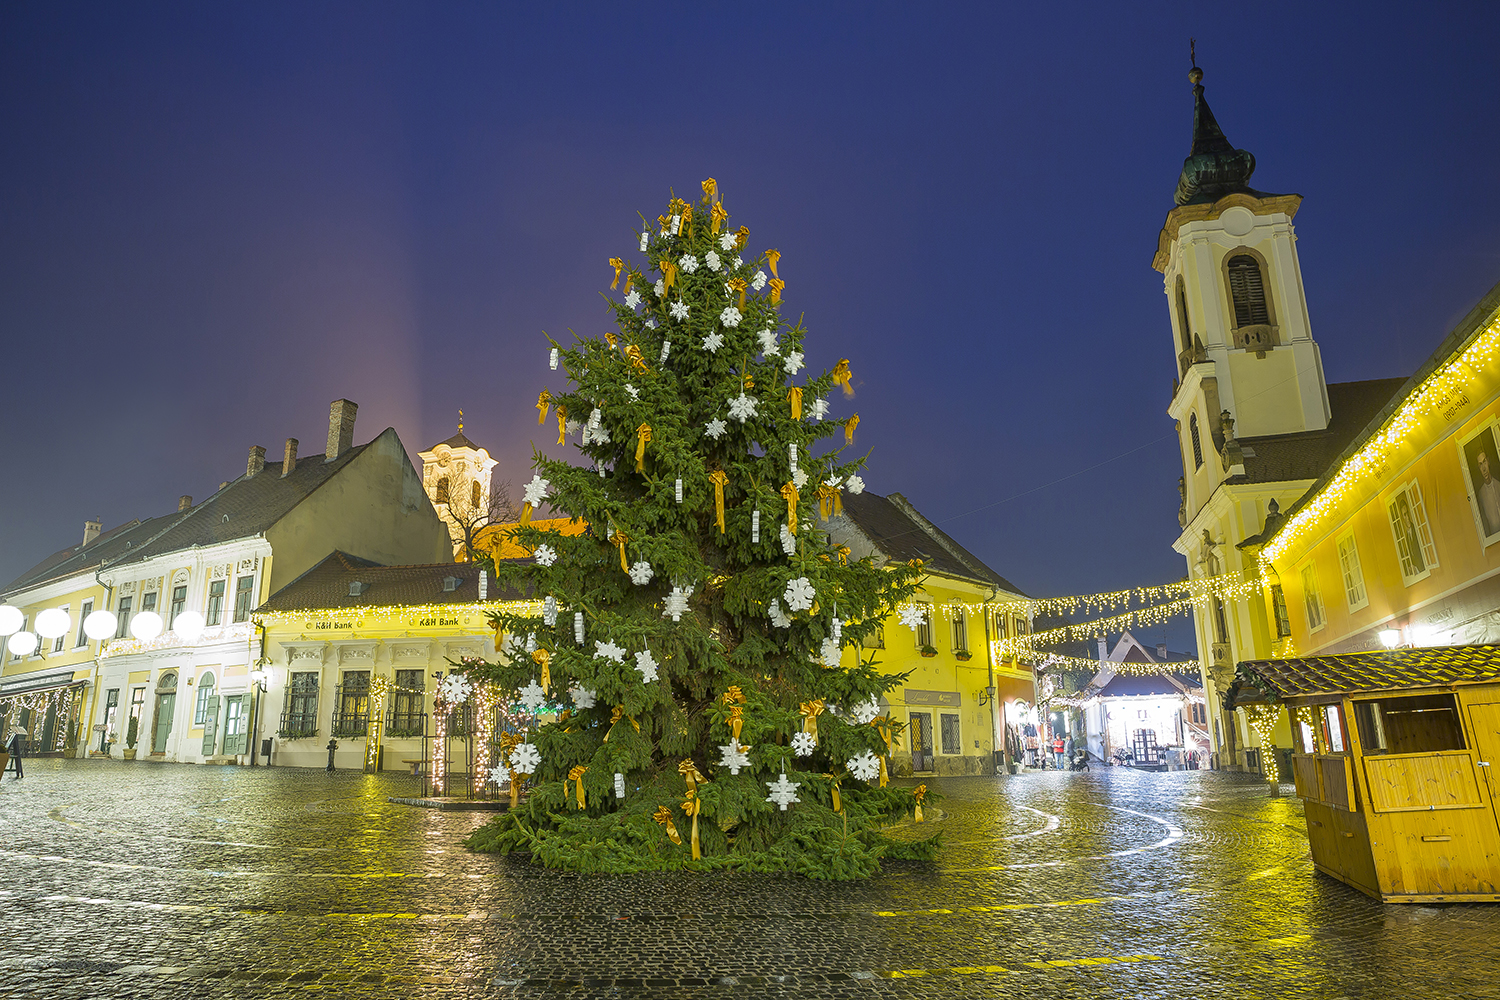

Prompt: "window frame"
[1300,561,1325,632]
[115,596,133,638]
[1336,531,1368,612]
[1269,583,1292,639]
[52,605,69,652]
[75,599,93,648]
[194,672,216,725]
[206,579,226,626]
[1387,479,1438,586]
[914,603,933,649]
[282,671,321,738]
[939,713,961,755]
[169,586,187,628]
[10,615,27,659]
[950,606,968,653]
[233,576,255,623]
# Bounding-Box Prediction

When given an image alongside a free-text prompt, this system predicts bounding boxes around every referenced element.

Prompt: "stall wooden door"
[1467,702,1500,809]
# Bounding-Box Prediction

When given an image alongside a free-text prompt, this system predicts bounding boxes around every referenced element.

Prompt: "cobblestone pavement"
[2,760,1496,999]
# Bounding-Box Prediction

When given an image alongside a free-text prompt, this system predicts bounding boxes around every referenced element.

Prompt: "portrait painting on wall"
[1459,422,1500,545]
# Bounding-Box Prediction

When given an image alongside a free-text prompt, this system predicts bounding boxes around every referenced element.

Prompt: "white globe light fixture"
[130,610,164,641]
[173,610,206,643]
[83,610,118,642]
[35,608,71,640]
[0,605,22,637]
[1378,628,1402,649]
[7,631,37,656]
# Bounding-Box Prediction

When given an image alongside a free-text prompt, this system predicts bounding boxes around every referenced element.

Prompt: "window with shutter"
[1337,533,1368,611]
[1176,276,1192,355]
[1270,584,1292,638]
[1227,255,1270,327]
[1190,414,1204,469]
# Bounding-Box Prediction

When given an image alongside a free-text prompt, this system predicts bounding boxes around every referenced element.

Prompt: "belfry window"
[1227,255,1270,327]
[1175,276,1192,355]
[435,477,450,503]
[1189,414,1204,469]
[471,480,482,507]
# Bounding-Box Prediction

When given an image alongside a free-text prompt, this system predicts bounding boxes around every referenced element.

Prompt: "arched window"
[471,480,482,508]
[1189,414,1204,469]
[1175,276,1192,354]
[1226,255,1270,327]
[435,477,450,503]
[157,671,177,692]
[194,672,216,725]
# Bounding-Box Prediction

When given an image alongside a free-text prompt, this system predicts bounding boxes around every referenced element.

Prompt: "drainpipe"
[981,589,1006,773]
[249,624,267,766]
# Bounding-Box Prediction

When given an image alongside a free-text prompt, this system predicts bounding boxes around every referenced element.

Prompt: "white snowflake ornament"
[780,523,796,556]
[898,604,926,632]
[518,680,547,712]
[486,762,511,787]
[820,637,841,668]
[768,598,791,629]
[845,475,865,494]
[439,673,472,704]
[718,232,737,251]
[852,696,881,725]
[719,305,742,327]
[679,254,699,273]
[757,329,780,356]
[792,468,809,490]
[654,278,665,297]
[704,250,722,272]
[809,397,829,421]
[629,561,655,586]
[662,585,694,622]
[669,300,689,321]
[534,544,557,567]
[570,685,597,709]
[783,576,815,612]
[702,331,724,353]
[791,731,817,757]
[751,270,767,291]
[625,383,639,401]
[594,639,627,664]
[705,417,728,440]
[784,351,804,375]
[765,773,801,811]
[847,750,881,783]
[718,738,751,776]
[624,289,642,310]
[727,393,758,424]
[523,475,550,507]
[634,647,660,682]
[509,742,542,772]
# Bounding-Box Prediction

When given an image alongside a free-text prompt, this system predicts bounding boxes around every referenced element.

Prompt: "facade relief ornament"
[172,568,190,585]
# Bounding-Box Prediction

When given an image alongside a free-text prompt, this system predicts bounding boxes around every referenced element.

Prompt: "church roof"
[1173,65,1275,207]
[1232,378,1408,486]
[428,431,483,452]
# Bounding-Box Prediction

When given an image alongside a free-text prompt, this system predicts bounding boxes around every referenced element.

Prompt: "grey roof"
[256,551,529,613]
[835,491,1027,594]
[1234,378,1408,485]
[103,442,369,569]
[429,431,484,452]
[2,516,174,596]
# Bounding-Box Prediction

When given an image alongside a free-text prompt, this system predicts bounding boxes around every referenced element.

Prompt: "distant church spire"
[1173,46,1260,206]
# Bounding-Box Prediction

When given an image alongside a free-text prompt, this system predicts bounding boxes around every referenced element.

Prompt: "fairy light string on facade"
[1262,313,1500,565]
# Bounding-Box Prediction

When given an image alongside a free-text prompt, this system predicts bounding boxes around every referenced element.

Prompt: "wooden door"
[222,696,246,755]
[1468,702,1500,816]
[152,693,175,752]
[200,698,220,756]
[910,713,933,772]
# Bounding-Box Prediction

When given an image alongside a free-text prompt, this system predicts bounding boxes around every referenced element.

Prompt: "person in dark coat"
[4,731,23,779]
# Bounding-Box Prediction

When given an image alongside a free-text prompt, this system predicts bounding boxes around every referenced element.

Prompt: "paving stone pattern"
[1,759,1495,998]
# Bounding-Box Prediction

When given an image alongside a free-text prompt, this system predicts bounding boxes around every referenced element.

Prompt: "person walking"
[1052,735,1065,769]
[4,730,23,779]
[1064,734,1076,771]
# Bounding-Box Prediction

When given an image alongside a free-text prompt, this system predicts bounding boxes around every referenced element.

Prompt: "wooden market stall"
[1231,644,1500,903]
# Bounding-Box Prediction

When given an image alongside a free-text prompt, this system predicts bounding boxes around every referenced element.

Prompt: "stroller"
[1070,748,1090,771]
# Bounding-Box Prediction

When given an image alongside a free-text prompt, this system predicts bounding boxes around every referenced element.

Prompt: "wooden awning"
[1229,643,1500,708]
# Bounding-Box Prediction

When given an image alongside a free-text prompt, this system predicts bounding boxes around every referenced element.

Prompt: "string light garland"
[891,574,1262,625]
[1262,312,1500,565]
[993,597,1197,658]
[102,622,254,658]
[1243,704,1285,785]
[1024,651,1203,677]
[252,599,540,627]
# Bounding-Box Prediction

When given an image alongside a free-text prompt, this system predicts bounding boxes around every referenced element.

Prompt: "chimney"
[1097,637,1109,661]
[247,445,267,478]
[1156,642,1168,661]
[177,495,192,512]
[326,399,358,462]
[282,438,299,477]
[82,519,101,547]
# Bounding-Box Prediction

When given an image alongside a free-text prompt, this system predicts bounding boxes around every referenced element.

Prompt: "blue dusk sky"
[2,3,1498,653]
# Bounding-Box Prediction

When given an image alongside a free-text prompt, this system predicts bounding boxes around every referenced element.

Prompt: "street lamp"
[248,663,269,766]
[1378,628,1402,649]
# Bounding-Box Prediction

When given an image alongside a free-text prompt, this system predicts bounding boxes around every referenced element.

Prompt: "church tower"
[1158,60,1331,530]
[418,415,498,560]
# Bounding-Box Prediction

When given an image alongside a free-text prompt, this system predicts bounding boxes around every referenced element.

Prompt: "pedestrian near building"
[1053,735,1065,769]
[1064,734,1075,770]
[4,731,23,779]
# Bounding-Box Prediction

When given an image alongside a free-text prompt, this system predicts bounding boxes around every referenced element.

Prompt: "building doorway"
[222,695,246,755]
[152,672,177,754]
[910,712,933,772]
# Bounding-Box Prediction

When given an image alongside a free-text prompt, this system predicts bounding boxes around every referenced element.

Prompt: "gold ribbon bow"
[635,423,651,473]
[780,481,800,535]
[537,389,551,424]
[872,715,898,788]
[710,202,728,233]
[709,470,729,534]
[568,765,588,809]
[722,687,747,741]
[787,386,802,420]
[835,544,850,566]
[657,213,670,234]
[531,648,550,693]
[609,257,624,289]
[604,331,618,350]
[766,249,781,278]
[831,359,854,398]
[817,485,838,522]
[735,225,749,249]
[913,783,927,823]
[845,413,859,446]
[623,344,649,373]
[825,774,843,814]
[556,405,568,445]
[701,177,718,203]
[680,203,693,237]
[654,806,682,845]
[498,733,524,808]
[728,277,747,310]
[520,502,534,526]
[799,699,824,740]
[613,530,630,573]
[678,759,709,860]
[769,278,785,305]
[661,259,678,293]
[603,704,640,742]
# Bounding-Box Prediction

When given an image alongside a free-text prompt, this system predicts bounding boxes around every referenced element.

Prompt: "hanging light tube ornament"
[670,214,681,236]
[574,612,585,644]
[751,508,760,543]
[615,772,626,799]
[640,228,649,252]
[659,340,671,364]
[675,478,683,503]
[788,443,798,476]
[549,347,559,370]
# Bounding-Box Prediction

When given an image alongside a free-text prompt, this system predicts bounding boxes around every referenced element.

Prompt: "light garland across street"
[1020,651,1203,677]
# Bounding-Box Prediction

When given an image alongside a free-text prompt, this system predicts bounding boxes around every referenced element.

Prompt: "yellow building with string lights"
[251,552,539,775]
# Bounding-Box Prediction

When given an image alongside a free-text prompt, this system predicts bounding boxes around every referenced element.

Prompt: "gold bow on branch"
[913,783,927,822]
[735,225,749,249]
[872,715,898,788]
[824,774,843,814]
[834,544,851,566]
[537,389,551,424]
[603,704,640,742]
[787,386,802,420]
[701,177,718,203]
[728,277,747,310]
[766,249,781,278]
[635,423,652,473]
[531,648,550,693]
[609,257,624,289]
[845,413,859,446]
[831,359,854,398]
[661,259,679,294]
[816,485,841,522]
[556,405,568,446]
[623,344,649,373]
[769,278,785,305]
[722,686,747,741]
[799,699,824,740]
[613,530,630,573]
[604,331,618,350]
[567,765,588,809]
[780,481,800,535]
[520,502,534,526]
[680,203,694,237]
[709,470,729,534]
[710,202,728,233]
[654,806,682,845]
[678,759,709,860]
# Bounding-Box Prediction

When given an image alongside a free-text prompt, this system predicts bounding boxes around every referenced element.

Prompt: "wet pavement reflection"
[1,758,1496,998]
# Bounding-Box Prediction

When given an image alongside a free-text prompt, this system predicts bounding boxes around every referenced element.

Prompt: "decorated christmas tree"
[463,180,935,878]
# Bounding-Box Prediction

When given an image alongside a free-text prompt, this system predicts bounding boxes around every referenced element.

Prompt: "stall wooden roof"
[1230,644,1500,707]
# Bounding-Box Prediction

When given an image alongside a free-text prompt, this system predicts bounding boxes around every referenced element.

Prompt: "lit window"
[914,605,933,649]
[1301,562,1325,631]
[1337,533,1368,611]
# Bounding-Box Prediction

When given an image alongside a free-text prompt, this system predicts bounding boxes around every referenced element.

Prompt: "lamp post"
[248,663,269,766]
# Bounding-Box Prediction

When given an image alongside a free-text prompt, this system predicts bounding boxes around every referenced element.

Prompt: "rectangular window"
[333,671,371,736]
[129,686,146,725]
[1353,693,1465,756]
[1300,563,1324,631]
[206,580,225,626]
[103,688,120,742]
[860,625,885,649]
[194,676,216,725]
[1190,702,1207,725]
[1388,481,1438,584]
[115,597,132,638]
[53,607,68,652]
[951,607,968,652]
[915,605,933,649]
[170,586,186,627]
[1337,533,1368,611]
[1321,703,1346,753]
[940,713,961,755]
[389,669,426,736]
[76,600,93,647]
[993,611,1009,639]
[282,672,321,738]
[1270,584,1292,638]
[233,576,255,623]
